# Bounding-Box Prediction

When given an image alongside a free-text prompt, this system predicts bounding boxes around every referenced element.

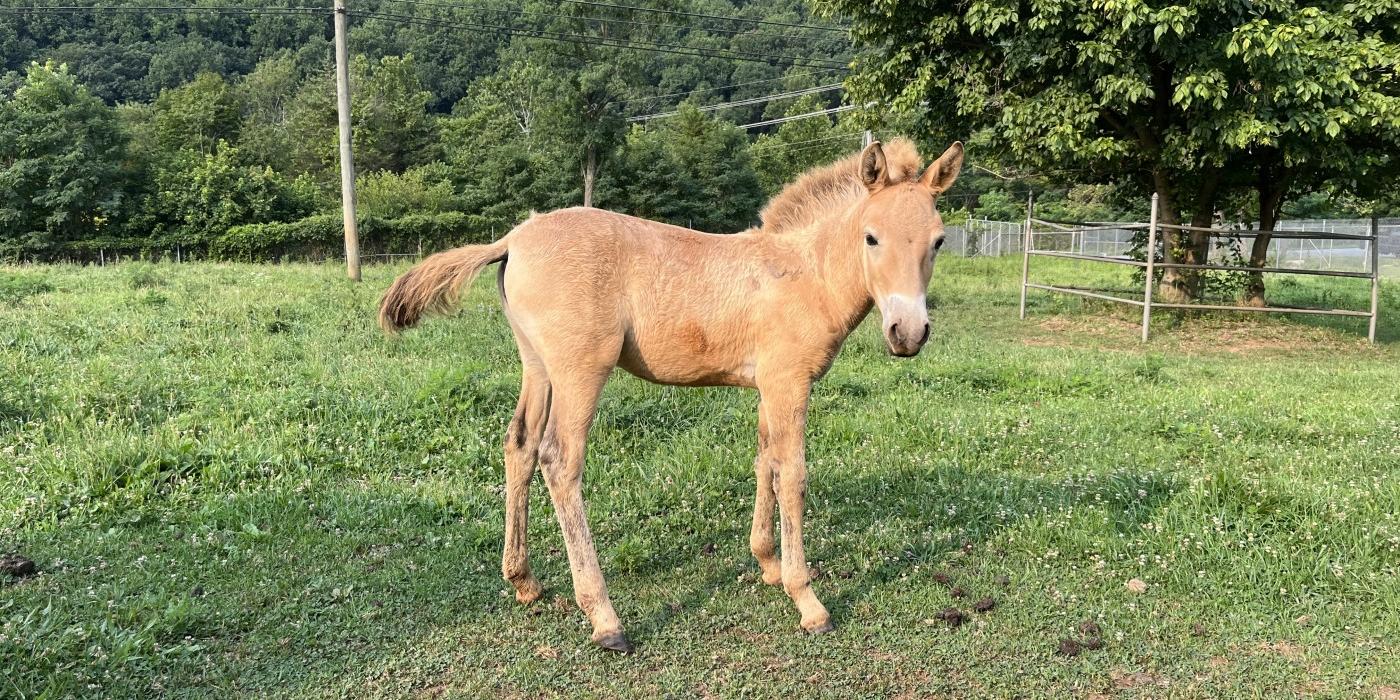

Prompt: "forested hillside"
[0,0,870,260]
[1,0,1393,261]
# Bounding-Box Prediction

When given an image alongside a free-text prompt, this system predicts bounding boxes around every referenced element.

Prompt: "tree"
[0,62,128,257]
[153,72,242,156]
[750,93,862,195]
[615,104,764,232]
[288,54,437,181]
[139,141,318,248]
[822,0,1400,303]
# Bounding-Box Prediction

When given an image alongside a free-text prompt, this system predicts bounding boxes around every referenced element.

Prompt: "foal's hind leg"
[749,402,782,586]
[537,365,631,653]
[501,357,549,604]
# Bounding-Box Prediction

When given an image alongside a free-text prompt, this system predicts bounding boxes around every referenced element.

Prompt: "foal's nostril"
[919,323,930,345]
[889,322,899,340]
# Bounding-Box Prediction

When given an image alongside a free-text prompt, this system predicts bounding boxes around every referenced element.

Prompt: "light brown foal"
[379,139,963,653]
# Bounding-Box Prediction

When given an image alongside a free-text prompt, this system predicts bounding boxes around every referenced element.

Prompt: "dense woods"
[1,0,1397,284]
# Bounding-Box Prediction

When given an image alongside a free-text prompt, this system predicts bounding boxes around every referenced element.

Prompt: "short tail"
[378,236,509,333]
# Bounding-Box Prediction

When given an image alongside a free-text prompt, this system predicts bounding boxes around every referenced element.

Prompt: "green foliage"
[824,0,1400,297]
[0,61,128,257]
[152,72,242,155]
[288,54,438,181]
[137,142,319,248]
[750,94,862,196]
[356,163,460,219]
[212,211,503,261]
[616,104,763,232]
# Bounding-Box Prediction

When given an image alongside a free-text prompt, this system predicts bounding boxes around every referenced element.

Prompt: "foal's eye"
[865,233,879,246]
[934,237,945,250]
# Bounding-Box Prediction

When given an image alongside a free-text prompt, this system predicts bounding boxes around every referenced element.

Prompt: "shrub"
[212,211,509,262]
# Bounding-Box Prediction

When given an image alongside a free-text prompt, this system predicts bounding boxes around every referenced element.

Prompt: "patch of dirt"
[0,553,36,579]
[949,586,966,598]
[1028,314,1373,357]
[973,597,996,613]
[1208,656,1230,669]
[1111,670,1167,690]
[1376,686,1400,700]
[1079,620,1102,637]
[1259,641,1305,662]
[1191,623,1208,637]
[1057,639,1083,657]
[1126,578,1148,594]
[1083,636,1104,650]
[931,571,953,587]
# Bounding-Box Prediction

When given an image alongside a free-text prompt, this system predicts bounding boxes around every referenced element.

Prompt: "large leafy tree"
[153,71,243,156]
[822,0,1400,302]
[288,53,438,181]
[0,62,128,256]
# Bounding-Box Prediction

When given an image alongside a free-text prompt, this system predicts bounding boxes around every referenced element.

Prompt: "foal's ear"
[920,141,965,194]
[859,141,889,192]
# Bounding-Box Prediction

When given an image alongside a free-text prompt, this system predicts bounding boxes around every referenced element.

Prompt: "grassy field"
[1,256,1398,699]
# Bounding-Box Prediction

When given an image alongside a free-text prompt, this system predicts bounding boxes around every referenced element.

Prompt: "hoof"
[594,631,635,655]
[761,571,783,587]
[513,579,544,605]
[802,620,835,635]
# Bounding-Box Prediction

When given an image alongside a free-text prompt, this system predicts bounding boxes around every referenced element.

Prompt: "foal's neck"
[808,208,873,339]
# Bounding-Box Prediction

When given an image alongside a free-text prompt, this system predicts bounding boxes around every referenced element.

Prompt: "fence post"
[1370,216,1380,343]
[1019,192,1033,320]
[1142,193,1158,342]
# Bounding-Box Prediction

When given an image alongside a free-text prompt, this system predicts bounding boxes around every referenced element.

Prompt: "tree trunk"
[1243,175,1286,307]
[1153,171,1193,303]
[581,144,597,208]
[1182,170,1221,299]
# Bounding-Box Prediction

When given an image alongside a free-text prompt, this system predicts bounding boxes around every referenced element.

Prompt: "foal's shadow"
[617,460,1179,640]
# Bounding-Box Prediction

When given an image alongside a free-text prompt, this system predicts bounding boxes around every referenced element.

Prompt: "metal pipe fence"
[946,216,1400,278]
[1014,194,1382,343]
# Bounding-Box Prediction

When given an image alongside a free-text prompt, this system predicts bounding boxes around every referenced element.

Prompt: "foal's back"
[502,207,777,387]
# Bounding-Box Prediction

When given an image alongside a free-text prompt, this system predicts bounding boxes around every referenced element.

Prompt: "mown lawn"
[1,257,1397,699]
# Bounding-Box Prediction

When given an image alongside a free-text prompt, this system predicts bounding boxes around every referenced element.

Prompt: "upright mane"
[758,138,924,235]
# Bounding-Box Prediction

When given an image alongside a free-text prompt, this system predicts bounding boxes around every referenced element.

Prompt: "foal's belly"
[616,326,757,388]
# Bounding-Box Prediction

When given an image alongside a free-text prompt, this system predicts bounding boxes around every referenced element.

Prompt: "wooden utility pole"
[333,0,361,281]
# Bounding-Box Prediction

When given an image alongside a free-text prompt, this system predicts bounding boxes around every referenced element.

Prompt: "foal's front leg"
[750,402,782,587]
[759,379,832,633]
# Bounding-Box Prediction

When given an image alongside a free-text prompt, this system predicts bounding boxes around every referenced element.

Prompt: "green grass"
[1,257,1397,699]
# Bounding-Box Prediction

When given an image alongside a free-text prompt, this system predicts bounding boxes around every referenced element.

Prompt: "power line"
[0,6,323,14]
[750,132,863,150]
[613,70,839,106]
[737,104,858,129]
[351,9,847,69]
[557,0,849,35]
[627,83,843,121]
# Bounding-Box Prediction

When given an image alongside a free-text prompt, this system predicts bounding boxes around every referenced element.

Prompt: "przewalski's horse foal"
[379,139,963,653]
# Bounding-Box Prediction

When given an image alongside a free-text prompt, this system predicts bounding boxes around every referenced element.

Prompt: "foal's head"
[854,140,964,357]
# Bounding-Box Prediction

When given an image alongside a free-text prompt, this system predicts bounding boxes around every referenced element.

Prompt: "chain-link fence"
[946,217,1400,278]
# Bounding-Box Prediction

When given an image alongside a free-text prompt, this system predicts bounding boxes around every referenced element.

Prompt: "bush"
[212,211,509,262]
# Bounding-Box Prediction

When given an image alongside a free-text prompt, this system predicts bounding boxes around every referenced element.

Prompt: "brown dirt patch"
[1111,670,1167,690]
[1028,314,1372,356]
[1259,641,1306,662]
[1376,687,1400,700]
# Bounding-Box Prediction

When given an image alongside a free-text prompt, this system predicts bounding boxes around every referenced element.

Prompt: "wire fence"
[945,217,1400,278]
